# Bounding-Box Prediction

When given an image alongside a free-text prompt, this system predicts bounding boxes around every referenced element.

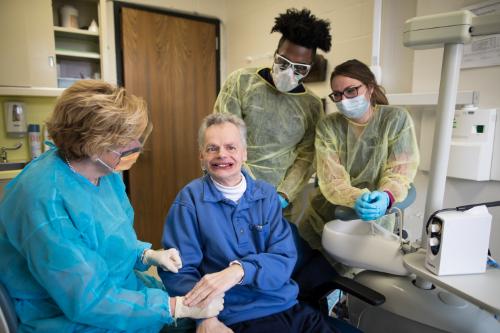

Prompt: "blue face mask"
[335,95,370,119]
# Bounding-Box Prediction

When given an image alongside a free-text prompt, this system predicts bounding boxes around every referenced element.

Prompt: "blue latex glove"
[278,193,289,209]
[355,191,390,221]
[354,192,378,221]
[365,191,390,220]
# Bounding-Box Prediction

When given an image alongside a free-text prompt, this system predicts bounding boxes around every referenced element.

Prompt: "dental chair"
[321,185,500,332]
[0,281,17,333]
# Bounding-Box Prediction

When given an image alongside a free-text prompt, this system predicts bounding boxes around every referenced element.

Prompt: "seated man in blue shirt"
[159,113,360,333]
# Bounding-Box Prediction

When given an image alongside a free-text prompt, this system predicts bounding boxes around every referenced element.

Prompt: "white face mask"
[271,63,303,92]
[335,95,370,119]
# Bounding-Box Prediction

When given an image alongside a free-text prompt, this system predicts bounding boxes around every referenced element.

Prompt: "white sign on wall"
[462,0,500,69]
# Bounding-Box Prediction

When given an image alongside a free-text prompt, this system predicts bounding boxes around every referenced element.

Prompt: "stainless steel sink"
[0,162,27,171]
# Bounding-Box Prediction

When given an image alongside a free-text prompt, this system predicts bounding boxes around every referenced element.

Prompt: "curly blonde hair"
[46,80,150,160]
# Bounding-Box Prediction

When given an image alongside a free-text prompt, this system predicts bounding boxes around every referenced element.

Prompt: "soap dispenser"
[4,102,27,137]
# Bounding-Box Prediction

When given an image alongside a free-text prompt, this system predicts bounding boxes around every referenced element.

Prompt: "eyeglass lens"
[275,55,310,76]
[119,146,142,158]
[330,86,361,102]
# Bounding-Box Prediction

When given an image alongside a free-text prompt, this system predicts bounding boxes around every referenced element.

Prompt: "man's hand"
[196,317,234,333]
[184,264,244,307]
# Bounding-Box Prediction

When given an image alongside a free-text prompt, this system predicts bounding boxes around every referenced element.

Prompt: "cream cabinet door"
[0,0,57,87]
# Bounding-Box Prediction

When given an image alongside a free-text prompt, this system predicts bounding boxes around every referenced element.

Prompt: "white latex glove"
[196,317,234,333]
[174,294,224,319]
[142,248,182,273]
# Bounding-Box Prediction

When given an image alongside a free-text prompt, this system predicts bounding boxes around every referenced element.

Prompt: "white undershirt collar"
[211,173,247,202]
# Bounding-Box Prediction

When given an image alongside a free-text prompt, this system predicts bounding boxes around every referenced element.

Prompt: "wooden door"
[118,4,219,248]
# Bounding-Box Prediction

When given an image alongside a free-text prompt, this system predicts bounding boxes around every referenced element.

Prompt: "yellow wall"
[0,96,56,162]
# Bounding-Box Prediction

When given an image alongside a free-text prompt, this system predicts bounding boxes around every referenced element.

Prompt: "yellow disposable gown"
[214,67,323,202]
[299,105,420,251]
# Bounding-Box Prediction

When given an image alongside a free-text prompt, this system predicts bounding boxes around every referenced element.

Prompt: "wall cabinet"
[0,0,57,88]
[0,0,105,90]
[52,0,102,88]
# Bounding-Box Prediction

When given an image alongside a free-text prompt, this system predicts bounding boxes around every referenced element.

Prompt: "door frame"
[113,1,221,194]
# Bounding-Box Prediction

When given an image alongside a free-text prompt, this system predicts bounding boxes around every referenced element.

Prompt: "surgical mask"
[335,95,370,119]
[97,148,141,173]
[114,152,140,171]
[271,63,303,92]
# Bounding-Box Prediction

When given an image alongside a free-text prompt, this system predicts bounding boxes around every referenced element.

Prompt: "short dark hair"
[271,8,332,53]
[331,59,388,106]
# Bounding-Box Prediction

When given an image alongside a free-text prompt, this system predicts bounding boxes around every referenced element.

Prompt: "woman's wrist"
[140,248,151,265]
[383,190,395,208]
[170,297,176,316]
[277,191,289,202]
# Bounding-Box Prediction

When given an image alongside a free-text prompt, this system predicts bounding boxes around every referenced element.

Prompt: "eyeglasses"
[112,146,142,158]
[328,85,363,102]
[274,54,312,76]
[111,121,152,158]
[111,140,143,159]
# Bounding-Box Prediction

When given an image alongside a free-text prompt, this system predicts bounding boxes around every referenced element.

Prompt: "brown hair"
[330,59,388,106]
[46,80,149,160]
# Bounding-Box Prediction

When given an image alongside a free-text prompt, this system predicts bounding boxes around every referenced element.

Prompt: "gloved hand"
[368,191,390,217]
[142,248,182,273]
[278,193,289,209]
[174,294,224,319]
[354,192,377,221]
[354,191,390,221]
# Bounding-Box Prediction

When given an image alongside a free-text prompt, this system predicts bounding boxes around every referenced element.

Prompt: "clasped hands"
[354,190,390,221]
[146,250,242,325]
[176,264,244,332]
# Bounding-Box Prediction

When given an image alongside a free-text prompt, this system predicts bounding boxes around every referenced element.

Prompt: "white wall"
[224,0,375,113]
[379,0,416,93]
[405,0,500,259]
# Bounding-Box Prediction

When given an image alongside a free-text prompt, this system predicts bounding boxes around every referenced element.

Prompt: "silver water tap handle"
[0,142,23,163]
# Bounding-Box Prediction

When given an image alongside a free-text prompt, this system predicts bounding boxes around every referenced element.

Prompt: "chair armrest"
[316,275,386,306]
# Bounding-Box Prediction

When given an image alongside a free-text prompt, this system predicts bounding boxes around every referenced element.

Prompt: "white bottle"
[43,126,53,152]
[60,5,79,28]
[28,124,42,159]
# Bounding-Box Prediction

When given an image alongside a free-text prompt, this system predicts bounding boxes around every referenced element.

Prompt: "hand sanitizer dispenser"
[4,102,27,137]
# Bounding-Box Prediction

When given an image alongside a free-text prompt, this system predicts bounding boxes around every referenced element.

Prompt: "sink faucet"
[0,142,23,163]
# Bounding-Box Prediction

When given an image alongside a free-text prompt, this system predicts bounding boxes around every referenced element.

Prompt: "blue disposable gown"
[0,149,174,332]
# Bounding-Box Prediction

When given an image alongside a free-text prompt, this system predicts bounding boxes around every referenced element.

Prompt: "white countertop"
[404,250,500,315]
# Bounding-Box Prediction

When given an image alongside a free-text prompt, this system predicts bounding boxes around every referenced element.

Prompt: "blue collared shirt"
[159,171,298,325]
